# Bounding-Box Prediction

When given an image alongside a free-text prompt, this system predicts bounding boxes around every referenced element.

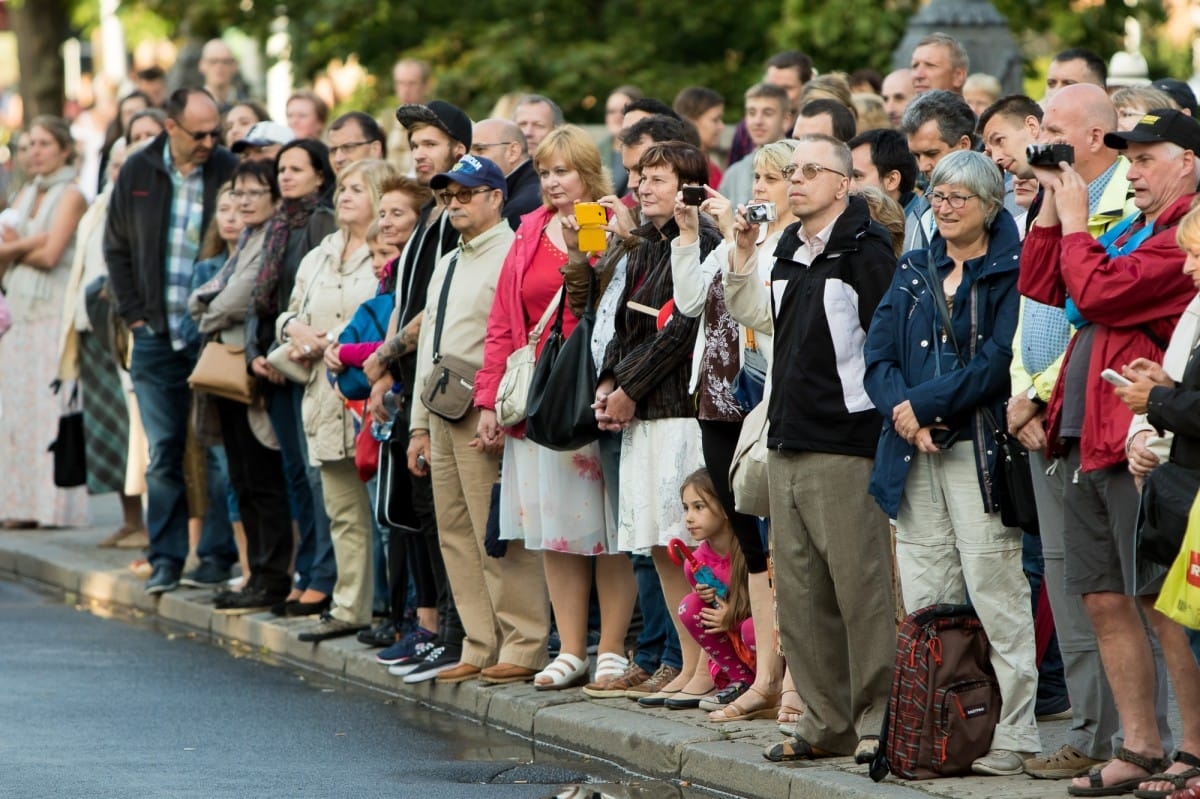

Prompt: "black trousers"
[216,397,294,595]
[699,418,768,573]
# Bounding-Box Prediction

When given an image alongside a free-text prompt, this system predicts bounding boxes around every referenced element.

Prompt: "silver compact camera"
[745,202,777,223]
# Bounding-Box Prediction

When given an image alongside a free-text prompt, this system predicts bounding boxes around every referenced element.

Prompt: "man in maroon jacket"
[1020,109,1200,796]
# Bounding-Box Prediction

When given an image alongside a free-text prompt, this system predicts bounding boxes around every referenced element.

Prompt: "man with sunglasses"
[724,134,897,764]
[105,87,237,595]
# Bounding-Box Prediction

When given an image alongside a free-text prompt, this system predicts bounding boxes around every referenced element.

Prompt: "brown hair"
[679,469,750,627]
[638,141,709,187]
[380,173,434,211]
[29,115,75,164]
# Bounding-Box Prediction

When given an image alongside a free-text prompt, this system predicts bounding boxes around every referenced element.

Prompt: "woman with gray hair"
[863,149,1041,775]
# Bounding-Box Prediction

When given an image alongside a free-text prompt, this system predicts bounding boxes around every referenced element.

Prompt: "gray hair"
[900,89,977,148]
[929,150,1004,224]
[793,133,853,178]
[515,94,564,125]
[915,32,969,74]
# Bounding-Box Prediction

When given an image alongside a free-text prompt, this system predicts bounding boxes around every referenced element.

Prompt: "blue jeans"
[266,383,335,594]
[128,328,196,570]
[367,475,390,615]
[597,431,680,672]
[199,445,238,568]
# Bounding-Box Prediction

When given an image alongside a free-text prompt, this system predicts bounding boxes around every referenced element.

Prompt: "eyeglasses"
[470,142,513,153]
[173,121,222,142]
[231,188,271,200]
[781,162,847,181]
[927,191,979,209]
[437,187,492,205]
[329,140,371,157]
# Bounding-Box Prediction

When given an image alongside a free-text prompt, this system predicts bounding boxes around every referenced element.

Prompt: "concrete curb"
[0,530,1071,799]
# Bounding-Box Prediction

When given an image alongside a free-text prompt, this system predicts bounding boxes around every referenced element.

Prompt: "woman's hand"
[673,189,701,243]
[700,188,735,241]
[285,319,328,361]
[323,342,344,373]
[1127,429,1160,481]
[597,386,635,432]
[892,400,920,441]
[730,206,759,271]
[250,355,285,385]
[914,426,942,454]
[560,212,583,256]
[477,408,503,448]
[597,195,637,240]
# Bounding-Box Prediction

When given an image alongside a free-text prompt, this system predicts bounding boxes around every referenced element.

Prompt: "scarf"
[252,193,320,317]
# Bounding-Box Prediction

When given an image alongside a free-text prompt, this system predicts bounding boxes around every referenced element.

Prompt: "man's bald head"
[1040,83,1118,181]
[470,118,527,175]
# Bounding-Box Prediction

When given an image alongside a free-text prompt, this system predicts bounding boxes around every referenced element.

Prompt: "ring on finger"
[302,344,312,354]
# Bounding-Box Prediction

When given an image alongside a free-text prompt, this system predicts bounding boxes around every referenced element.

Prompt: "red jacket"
[1018,193,1196,471]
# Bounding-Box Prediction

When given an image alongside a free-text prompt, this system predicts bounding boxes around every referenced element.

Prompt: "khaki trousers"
[768,450,896,755]
[430,410,549,669]
[320,457,374,625]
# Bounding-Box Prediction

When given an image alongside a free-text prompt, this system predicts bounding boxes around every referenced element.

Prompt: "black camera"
[1026,143,1075,167]
[681,186,706,206]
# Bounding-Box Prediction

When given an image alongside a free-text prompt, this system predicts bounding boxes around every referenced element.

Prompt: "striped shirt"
[163,140,204,351]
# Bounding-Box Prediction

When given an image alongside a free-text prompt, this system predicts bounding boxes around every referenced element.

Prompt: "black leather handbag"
[525,275,601,452]
[1136,461,1200,566]
[49,384,86,488]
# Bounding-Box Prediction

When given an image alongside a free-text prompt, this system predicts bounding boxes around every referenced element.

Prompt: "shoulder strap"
[926,269,1005,435]
[431,253,459,362]
[527,285,562,346]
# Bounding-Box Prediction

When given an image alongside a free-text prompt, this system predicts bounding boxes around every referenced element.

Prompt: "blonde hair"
[1112,86,1178,115]
[1177,200,1200,251]
[533,124,614,209]
[855,184,906,257]
[798,74,855,116]
[851,93,889,133]
[335,158,399,220]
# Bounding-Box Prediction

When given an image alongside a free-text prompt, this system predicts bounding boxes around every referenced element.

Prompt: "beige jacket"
[411,220,513,432]
[277,229,375,464]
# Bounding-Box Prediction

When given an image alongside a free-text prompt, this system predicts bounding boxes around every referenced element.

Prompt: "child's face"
[682,485,725,541]
[369,240,400,280]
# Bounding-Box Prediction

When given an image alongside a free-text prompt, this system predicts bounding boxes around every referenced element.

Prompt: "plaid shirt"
[163,140,204,350]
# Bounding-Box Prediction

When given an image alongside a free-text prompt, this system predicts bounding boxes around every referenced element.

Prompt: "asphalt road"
[0,577,688,799]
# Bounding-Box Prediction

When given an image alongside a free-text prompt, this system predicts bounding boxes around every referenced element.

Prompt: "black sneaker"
[401,643,462,684]
[145,564,181,595]
[214,587,287,615]
[357,620,399,648]
[180,560,233,588]
[386,639,439,675]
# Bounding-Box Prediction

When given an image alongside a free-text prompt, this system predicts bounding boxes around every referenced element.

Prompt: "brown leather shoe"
[478,663,538,685]
[434,662,482,684]
[583,661,649,698]
[624,664,681,699]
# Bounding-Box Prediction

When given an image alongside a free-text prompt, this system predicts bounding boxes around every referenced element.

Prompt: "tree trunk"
[12,0,68,120]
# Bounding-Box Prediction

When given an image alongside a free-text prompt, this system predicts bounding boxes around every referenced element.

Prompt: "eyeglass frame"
[172,120,222,142]
[328,140,373,157]
[437,186,495,205]
[781,162,847,181]
[926,190,979,210]
[469,141,514,153]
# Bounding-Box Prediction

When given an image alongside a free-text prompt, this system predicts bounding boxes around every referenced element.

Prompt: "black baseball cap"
[1104,108,1200,155]
[395,100,472,149]
[1151,78,1199,117]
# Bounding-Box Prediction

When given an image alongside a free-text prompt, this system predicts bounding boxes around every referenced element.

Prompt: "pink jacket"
[478,206,577,418]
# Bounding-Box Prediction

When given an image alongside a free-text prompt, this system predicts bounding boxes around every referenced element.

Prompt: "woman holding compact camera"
[863,150,1040,775]
[670,139,799,721]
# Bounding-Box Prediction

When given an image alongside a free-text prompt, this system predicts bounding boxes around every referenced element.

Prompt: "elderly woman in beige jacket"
[275,159,399,640]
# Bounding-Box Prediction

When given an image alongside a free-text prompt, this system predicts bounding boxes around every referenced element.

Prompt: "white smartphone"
[1101,368,1132,387]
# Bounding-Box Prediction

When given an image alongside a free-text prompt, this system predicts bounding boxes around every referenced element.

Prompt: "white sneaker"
[972,749,1033,776]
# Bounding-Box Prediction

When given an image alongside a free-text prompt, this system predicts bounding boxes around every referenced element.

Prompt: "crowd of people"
[3,33,1200,797]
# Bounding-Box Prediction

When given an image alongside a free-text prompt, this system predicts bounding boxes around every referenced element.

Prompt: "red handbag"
[355,421,379,481]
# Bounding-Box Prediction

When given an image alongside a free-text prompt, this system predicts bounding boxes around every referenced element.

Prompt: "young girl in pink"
[675,468,759,712]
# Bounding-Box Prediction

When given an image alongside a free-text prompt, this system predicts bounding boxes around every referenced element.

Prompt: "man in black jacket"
[105,87,237,594]
[470,118,541,230]
[725,134,897,764]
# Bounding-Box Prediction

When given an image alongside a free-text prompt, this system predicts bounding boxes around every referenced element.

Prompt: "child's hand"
[695,584,718,605]
[699,598,731,632]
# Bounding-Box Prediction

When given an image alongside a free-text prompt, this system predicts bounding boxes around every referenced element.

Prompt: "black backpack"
[870,604,1002,781]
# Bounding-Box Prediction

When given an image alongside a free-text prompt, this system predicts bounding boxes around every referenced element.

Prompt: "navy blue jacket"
[864,209,1021,518]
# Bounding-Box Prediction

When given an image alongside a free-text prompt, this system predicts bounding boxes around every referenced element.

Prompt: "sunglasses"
[174,121,222,142]
[437,187,492,205]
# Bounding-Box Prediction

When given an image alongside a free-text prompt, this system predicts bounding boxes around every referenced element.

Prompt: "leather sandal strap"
[1174,751,1200,769]
[1115,746,1169,774]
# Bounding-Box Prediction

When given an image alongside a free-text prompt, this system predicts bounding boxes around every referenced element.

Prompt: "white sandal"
[534,652,589,691]
[592,652,628,684]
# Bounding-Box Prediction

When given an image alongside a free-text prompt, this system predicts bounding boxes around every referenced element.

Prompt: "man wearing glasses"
[326,111,386,176]
[105,87,237,594]
[471,118,540,229]
[724,134,898,764]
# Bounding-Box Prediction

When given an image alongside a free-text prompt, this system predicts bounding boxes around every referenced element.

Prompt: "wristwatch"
[1026,385,1046,406]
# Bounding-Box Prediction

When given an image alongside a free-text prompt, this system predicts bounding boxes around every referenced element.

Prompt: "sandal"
[1069,747,1170,797]
[534,653,589,691]
[708,685,781,722]
[699,681,749,711]
[592,652,628,684]
[763,732,836,763]
[777,688,804,729]
[1168,788,1200,799]
[1134,752,1200,799]
[97,525,148,549]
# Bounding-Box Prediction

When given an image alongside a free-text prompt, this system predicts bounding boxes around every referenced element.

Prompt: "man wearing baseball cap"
[1020,107,1200,796]
[364,101,473,684]
[231,120,294,162]
[403,154,550,685]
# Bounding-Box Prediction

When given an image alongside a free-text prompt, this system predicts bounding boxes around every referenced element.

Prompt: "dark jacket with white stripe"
[767,194,895,456]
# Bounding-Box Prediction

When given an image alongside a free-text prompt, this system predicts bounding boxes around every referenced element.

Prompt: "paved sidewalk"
[0,521,1117,799]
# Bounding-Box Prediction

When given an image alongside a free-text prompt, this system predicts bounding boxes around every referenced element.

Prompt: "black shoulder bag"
[927,272,1040,534]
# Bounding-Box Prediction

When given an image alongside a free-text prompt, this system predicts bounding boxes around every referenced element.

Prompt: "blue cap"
[429,155,508,201]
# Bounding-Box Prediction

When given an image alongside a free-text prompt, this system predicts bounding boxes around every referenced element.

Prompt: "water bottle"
[372,382,404,441]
